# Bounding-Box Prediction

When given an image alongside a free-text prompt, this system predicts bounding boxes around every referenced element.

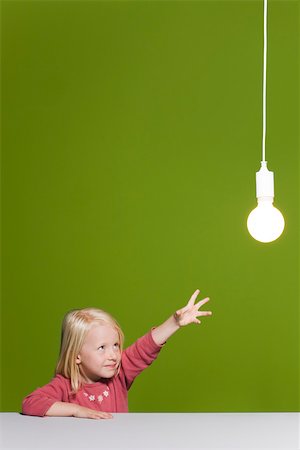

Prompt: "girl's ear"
[76,354,81,365]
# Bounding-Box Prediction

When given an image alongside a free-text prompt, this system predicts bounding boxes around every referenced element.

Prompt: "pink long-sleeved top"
[22,329,164,417]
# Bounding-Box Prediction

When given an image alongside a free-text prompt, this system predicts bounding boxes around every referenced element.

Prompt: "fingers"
[91,412,113,420]
[187,289,200,307]
[195,297,210,309]
[188,291,211,310]
[178,290,212,327]
[196,311,212,317]
[101,412,113,419]
[74,405,113,420]
[86,410,113,420]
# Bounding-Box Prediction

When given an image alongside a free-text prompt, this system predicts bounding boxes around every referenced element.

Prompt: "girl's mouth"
[104,364,117,369]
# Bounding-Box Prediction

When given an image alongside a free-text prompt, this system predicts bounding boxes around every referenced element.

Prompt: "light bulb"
[247,198,285,243]
[247,162,285,243]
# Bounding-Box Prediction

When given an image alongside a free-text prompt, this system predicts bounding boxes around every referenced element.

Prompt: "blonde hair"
[55,308,124,393]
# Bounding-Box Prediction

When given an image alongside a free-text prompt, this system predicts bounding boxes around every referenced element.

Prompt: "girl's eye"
[114,343,119,348]
[98,346,104,351]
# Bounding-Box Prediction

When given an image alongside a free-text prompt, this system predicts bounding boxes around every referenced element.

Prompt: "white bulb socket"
[256,161,274,199]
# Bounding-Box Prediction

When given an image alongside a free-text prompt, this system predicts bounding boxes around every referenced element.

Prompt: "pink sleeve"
[22,375,68,417]
[121,328,165,390]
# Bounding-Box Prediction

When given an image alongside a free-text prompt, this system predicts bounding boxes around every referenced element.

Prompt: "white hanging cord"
[262,0,267,162]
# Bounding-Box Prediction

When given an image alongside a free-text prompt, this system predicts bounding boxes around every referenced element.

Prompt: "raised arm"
[151,289,212,346]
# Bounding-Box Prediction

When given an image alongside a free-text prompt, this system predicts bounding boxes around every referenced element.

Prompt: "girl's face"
[76,323,121,383]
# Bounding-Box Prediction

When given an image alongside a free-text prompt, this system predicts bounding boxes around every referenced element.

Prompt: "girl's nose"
[107,348,117,360]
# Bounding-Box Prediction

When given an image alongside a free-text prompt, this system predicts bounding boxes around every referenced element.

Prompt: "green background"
[1,0,299,412]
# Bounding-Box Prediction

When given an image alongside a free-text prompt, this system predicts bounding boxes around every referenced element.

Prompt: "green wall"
[1,0,299,412]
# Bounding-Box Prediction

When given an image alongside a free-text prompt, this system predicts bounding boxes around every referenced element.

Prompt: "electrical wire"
[262,0,267,162]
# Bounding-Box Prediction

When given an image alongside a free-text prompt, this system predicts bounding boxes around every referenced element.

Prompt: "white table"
[1,412,299,449]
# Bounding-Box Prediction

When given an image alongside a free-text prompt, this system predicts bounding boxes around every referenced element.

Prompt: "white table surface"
[1,412,299,450]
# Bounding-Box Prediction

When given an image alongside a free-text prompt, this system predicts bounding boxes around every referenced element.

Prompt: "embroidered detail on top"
[83,386,110,403]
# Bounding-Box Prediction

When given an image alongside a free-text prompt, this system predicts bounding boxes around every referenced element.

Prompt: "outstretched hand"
[174,289,212,327]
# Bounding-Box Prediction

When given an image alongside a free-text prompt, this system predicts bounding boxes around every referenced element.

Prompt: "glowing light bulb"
[247,198,285,243]
[247,162,285,243]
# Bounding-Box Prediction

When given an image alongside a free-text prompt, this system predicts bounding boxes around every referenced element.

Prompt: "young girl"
[22,289,212,419]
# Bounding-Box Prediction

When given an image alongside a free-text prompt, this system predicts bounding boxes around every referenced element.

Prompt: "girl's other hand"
[73,405,113,420]
[174,289,212,327]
